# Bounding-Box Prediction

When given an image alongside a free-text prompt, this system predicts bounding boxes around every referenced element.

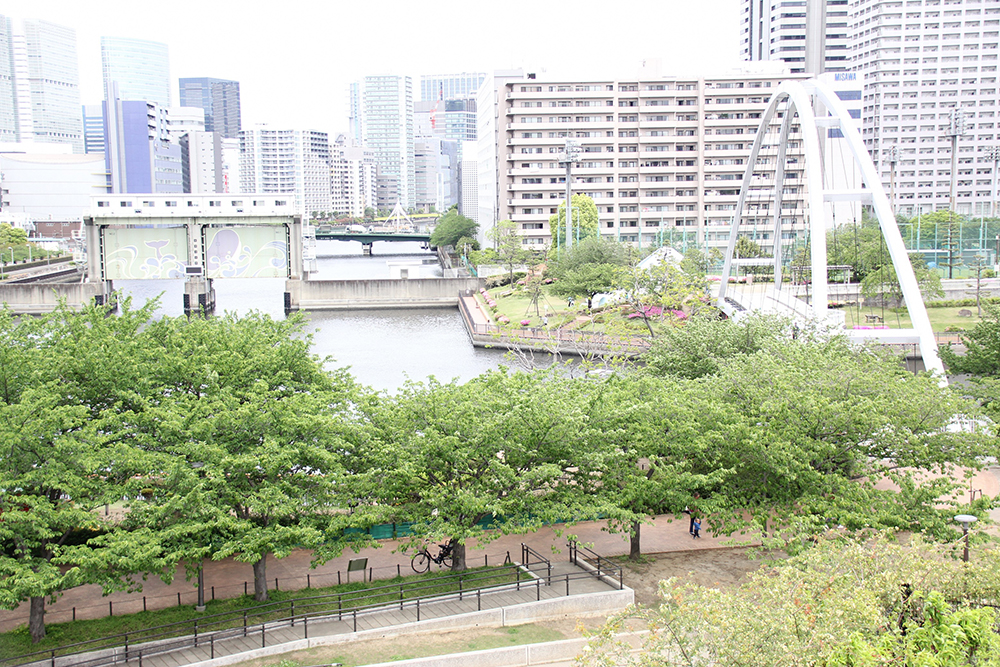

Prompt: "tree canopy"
[549,194,599,248]
[430,209,479,248]
[547,236,630,308]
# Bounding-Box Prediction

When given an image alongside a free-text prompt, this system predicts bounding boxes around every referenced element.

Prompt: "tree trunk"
[450,538,467,571]
[29,596,45,643]
[629,521,642,560]
[252,554,268,602]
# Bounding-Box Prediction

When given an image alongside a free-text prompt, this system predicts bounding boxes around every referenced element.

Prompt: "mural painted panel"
[104,227,188,280]
[205,226,287,279]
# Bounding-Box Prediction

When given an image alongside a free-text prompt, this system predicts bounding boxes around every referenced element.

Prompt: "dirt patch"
[617,547,783,607]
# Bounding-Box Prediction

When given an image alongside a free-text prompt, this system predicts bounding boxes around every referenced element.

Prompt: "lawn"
[841,305,983,332]
[0,566,518,661]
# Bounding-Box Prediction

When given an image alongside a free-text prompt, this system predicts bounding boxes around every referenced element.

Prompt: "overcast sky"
[14,0,745,135]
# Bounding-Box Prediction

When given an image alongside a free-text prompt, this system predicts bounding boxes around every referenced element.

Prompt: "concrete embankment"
[284,278,483,311]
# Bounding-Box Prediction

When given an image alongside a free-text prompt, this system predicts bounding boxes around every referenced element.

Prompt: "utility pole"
[945,110,968,279]
[988,145,1000,218]
[558,139,580,251]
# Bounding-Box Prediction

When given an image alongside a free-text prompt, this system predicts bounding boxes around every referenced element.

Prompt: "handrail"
[520,543,553,583]
[7,567,614,667]
[568,540,624,590]
[3,565,521,667]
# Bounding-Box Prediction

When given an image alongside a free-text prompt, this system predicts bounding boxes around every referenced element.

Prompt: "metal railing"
[568,540,624,591]
[6,543,624,667]
[457,293,649,354]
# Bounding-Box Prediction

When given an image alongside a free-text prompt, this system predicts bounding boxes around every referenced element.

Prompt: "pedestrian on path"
[692,518,701,539]
[684,507,695,535]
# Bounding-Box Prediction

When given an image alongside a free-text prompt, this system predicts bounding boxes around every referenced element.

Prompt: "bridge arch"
[716,78,943,377]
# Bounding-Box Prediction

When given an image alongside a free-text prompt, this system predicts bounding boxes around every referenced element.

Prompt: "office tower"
[415,98,478,143]
[103,85,181,194]
[178,77,241,139]
[330,134,375,217]
[239,126,331,216]
[420,73,487,102]
[82,104,105,154]
[741,0,850,74]
[414,136,454,212]
[479,69,810,250]
[853,0,1000,217]
[459,140,478,220]
[101,37,171,106]
[0,16,82,151]
[349,75,414,210]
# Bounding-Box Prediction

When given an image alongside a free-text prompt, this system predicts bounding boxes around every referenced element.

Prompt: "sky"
[13,0,746,136]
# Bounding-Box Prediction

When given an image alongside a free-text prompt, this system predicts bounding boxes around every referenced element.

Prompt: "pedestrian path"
[19,560,626,667]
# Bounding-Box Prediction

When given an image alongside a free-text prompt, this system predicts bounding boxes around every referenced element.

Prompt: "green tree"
[0,222,27,247]
[579,538,1000,667]
[548,236,629,309]
[614,260,709,337]
[549,194,599,249]
[0,303,164,642]
[488,218,530,287]
[576,373,723,558]
[131,312,363,602]
[430,209,479,248]
[353,369,597,570]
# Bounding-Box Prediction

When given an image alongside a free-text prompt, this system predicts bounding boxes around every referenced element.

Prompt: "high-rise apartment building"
[479,69,810,251]
[420,73,487,102]
[178,77,241,139]
[742,0,851,73]
[330,134,376,217]
[239,126,331,216]
[853,0,1000,216]
[460,139,478,220]
[414,136,454,213]
[180,131,223,193]
[348,75,414,210]
[0,16,82,151]
[101,37,171,106]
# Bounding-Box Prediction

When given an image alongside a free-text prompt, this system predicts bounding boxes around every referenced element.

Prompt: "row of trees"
[0,303,982,642]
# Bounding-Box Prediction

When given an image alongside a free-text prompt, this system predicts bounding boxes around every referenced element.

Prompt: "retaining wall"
[285,278,482,311]
[0,282,110,314]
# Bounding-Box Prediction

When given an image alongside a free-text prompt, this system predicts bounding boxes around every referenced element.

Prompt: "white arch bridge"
[715,78,944,378]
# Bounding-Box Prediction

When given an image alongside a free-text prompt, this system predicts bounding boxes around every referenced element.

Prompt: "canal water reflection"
[113,240,517,391]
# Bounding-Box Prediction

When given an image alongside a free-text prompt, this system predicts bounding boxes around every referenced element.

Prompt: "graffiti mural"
[103,227,188,280]
[205,226,287,279]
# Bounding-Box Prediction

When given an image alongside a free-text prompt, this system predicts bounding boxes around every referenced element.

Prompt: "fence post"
[50,650,55,667]
[212,586,215,601]
[194,621,198,647]
[210,635,214,660]
[417,598,421,622]
[477,588,481,611]
[485,553,488,568]
[291,600,295,627]
[109,601,113,617]
[400,585,404,609]
[177,592,181,607]
[338,571,341,586]
[243,611,247,637]
[304,615,309,640]
[73,607,77,621]
[566,574,570,596]
[338,595,342,621]
[537,578,541,601]
[397,563,401,577]
[275,577,279,591]
[262,623,266,648]
[307,574,311,589]
[143,597,147,612]
[548,561,552,584]
[353,609,357,633]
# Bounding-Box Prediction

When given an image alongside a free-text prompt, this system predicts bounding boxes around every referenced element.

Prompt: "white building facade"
[852,0,1000,216]
[480,69,810,252]
[330,134,375,217]
[349,75,414,210]
[239,126,330,216]
[742,0,852,73]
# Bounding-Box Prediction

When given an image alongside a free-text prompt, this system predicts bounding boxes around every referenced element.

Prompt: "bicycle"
[410,542,454,573]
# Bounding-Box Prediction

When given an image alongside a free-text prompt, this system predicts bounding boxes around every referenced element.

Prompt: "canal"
[114,240,514,391]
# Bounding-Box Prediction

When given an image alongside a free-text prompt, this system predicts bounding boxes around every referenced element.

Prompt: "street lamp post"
[954,514,977,562]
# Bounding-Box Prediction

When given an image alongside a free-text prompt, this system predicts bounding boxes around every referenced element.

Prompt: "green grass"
[840,305,984,332]
[0,566,518,662]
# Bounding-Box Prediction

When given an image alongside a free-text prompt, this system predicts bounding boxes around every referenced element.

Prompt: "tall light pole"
[558,139,580,251]
[955,514,977,562]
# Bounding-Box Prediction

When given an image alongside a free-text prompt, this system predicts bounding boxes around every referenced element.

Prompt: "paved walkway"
[5,460,1000,633]
[19,561,621,667]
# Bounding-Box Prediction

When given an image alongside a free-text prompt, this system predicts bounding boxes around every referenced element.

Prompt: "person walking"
[692,517,701,539]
